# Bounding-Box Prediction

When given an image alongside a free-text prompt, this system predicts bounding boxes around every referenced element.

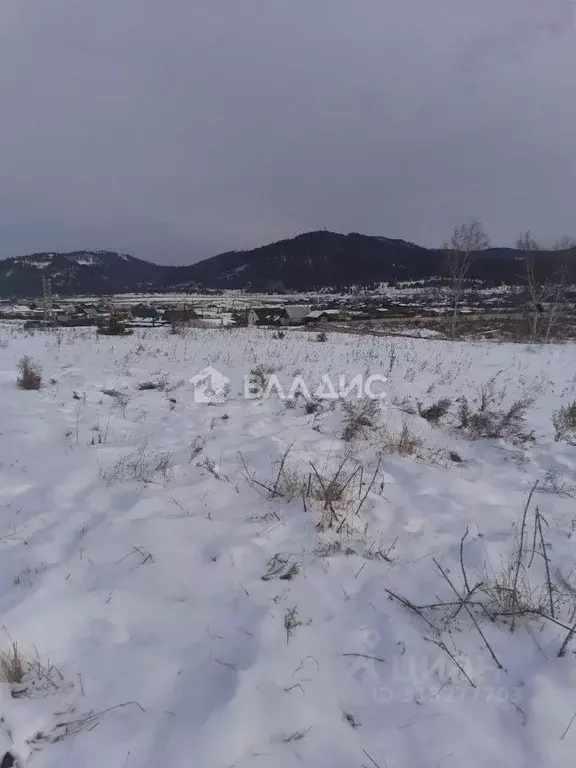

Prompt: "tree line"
[444,220,575,340]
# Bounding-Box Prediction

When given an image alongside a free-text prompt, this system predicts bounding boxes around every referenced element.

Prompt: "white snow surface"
[0,326,576,766]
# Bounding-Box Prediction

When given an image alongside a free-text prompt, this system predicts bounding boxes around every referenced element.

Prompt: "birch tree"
[517,230,545,341]
[545,237,575,341]
[517,232,574,342]
[445,219,490,337]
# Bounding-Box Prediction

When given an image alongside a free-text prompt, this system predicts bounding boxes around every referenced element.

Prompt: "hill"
[165,232,576,292]
[1,232,574,297]
[0,251,165,298]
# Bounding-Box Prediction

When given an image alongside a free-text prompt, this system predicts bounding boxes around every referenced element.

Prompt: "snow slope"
[0,326,576,767]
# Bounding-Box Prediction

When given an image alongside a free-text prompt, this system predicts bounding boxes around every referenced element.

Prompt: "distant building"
[304,309,344,324]
[278,305,311,326]
[245,305,311,326]
[246,307,283,326]
[131,303,159,320]
[164,307,198,324]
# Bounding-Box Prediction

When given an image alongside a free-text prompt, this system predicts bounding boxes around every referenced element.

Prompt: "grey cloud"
[0,0,575,263]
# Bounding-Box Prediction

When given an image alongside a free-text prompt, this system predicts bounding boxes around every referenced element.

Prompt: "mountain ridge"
[1,231,574,297]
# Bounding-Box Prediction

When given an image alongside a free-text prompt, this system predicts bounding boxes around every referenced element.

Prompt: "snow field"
[0,325,575,766]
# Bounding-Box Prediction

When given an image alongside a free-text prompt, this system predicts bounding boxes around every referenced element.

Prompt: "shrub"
[460,397,534,441]
[316,331,328,342]
[137,375,169,392]
[456,377,534,442]
[418,398,451,424]
[553,401,576,442]
[341,398,380,441]
[17,356,42,390]
[101,388,130,417]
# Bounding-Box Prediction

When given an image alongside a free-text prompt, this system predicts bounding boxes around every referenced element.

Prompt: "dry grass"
[262,553,300,581]
[481,560,563,618]
[0,641,24,684]
[386,490,576,662]
[0,641,64,698]
[381,418,424,457]
[100,442,173,485]
[246,446,383,531]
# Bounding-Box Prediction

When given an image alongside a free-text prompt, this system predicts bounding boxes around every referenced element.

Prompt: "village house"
[304,309,345,324]
[163,307,199,324]
[130,303,159,321]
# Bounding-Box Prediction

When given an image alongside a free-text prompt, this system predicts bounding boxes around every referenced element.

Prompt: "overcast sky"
[0,0,575,264]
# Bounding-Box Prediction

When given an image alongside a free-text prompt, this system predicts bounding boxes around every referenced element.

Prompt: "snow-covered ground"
[1,325,576,767]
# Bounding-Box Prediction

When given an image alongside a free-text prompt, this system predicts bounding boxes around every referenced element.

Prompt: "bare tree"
[545,237,575,341]
[445,219,490,337]
[517,230,546,341]
[517,232,574,342]
[553,236,576,252]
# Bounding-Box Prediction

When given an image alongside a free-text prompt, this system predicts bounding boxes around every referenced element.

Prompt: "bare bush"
[553,401,576,443]
[137,375,169,391]
[17,356,42,390]
[459,396,534,441]
[538,470,576,498]
[456,376,534,442]
[316,331,328,342]
[481,560,561,618]
[341,398,380,441]
[101,388,130,418]
[418,398,451,424]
